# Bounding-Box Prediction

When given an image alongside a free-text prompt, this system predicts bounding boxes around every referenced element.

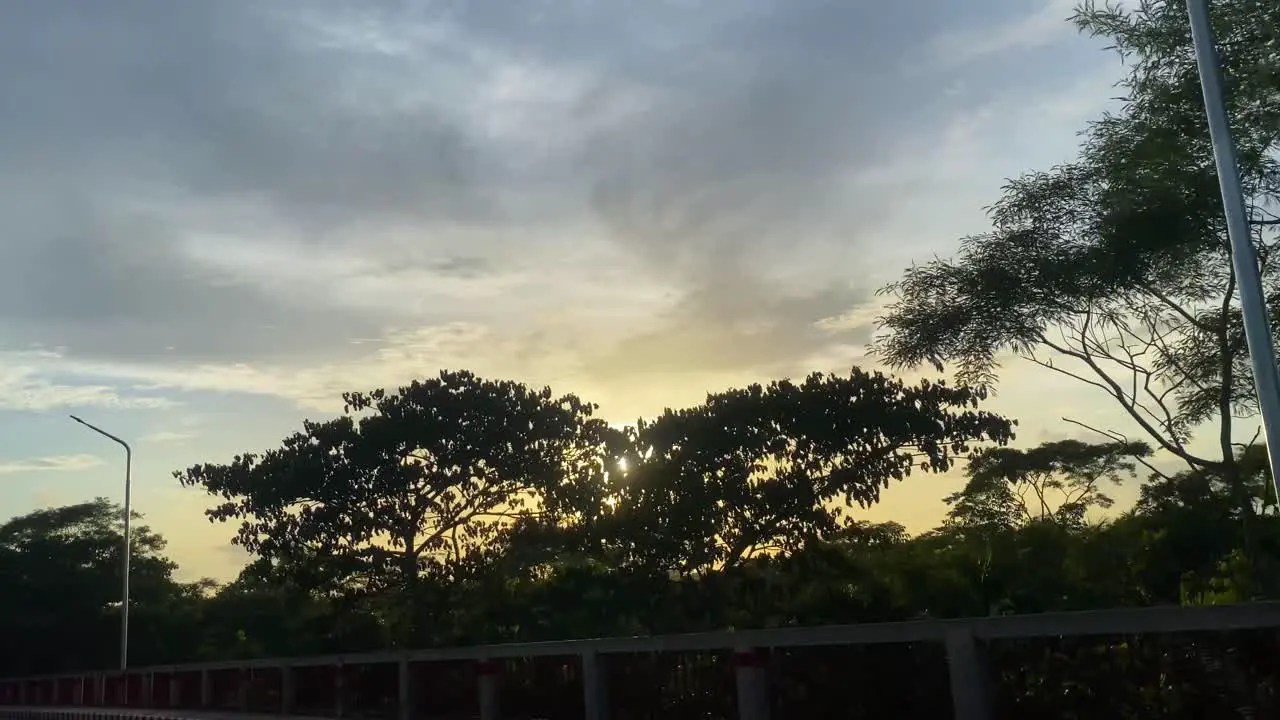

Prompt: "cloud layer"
[0,0,1111,422]
[0,454,103,476]
[0,0,1134,581]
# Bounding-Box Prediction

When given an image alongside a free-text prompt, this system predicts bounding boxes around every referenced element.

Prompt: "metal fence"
[3,603,1280,720]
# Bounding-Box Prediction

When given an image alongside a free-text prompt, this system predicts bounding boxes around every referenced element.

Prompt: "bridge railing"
[2,603,1280,720]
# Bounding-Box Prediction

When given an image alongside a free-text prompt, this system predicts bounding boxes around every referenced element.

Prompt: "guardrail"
[0,710,331,720]
[3,603,1280,720]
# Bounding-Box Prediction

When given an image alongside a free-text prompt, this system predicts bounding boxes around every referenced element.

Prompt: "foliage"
[5,383,1268,667]
[874,0,1280,490]
[590,369,1014,575]
[2,383,1278,720]
[175,370,611,600]
[0,499,210,674]
[946,438,1153,531]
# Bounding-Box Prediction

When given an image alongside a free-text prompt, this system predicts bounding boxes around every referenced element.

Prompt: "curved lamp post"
[70,414,132,672]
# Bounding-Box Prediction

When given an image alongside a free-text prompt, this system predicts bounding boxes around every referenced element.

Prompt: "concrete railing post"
[198,670,210,709]
[581,650,608,720]
[476,660,501,720]
[334,663,347,719]
[236,669,249,712]
[733,648,770,720]
[946,629,994,720]
[280,665,295,715]
[397,658,414,720]
[168,674,179,708]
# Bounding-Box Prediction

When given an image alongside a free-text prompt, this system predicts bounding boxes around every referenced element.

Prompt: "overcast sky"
[0,0,1154,580]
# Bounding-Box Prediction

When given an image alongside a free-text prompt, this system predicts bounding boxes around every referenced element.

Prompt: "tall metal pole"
[1185,0,1280,499]
[70,414,132,672]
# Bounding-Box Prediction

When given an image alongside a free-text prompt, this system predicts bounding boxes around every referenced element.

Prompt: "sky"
[0,0,1163,582]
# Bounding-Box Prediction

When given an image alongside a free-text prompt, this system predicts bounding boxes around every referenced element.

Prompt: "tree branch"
[1060,417,1173,482]
[1217,256,1241,476]
[1036,313,1214,471]
[1137,283,1215,332]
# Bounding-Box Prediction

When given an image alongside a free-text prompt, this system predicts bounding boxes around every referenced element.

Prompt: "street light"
[70,414,132,672]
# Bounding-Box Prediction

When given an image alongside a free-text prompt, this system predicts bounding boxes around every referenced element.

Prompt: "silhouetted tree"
[176,370,613,641]
[592,369,1014,574]
[946,439,1153,531]
[0,499,205,673]
[875,0,1280,545]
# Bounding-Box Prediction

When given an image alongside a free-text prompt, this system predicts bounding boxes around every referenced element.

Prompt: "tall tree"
[946,439,1153,531]
[0,499,198,673]
[176,371,613,601]
[592,368,1014,574]
[875,0,1280,525]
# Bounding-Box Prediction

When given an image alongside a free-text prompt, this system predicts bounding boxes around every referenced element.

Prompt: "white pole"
[732,648,769,720]
[70,415,132,671]
[477,660,501,720]
[1185,0,1280,497]
[581,650,608,720]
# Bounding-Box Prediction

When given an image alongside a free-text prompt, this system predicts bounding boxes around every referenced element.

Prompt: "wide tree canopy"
[589,368,1014,575]
[177,370,613,601]
[946,438,1153,531]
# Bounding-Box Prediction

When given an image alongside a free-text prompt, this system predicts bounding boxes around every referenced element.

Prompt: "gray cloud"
[0,195,384,362]
[571,1,961,373]
[0,1,494,363]
[583,275,870,380]
[0,2,493,229]
[0,454,102,476]
[0,0,1083,383]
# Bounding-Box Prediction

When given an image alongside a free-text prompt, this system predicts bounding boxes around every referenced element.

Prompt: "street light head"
[69,415,131,453]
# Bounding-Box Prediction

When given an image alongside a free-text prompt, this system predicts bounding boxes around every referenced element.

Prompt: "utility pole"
[1185,0,1280,499]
